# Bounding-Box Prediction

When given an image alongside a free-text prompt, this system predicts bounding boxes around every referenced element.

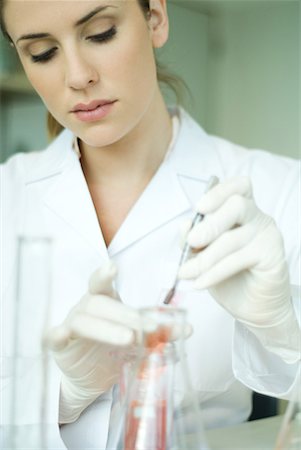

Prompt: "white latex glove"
[46,261,142,424]
[178,177,300,363]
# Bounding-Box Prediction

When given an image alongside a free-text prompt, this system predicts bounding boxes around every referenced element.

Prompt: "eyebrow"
[16,5,115,43]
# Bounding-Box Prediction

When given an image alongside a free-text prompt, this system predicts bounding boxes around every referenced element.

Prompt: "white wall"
[205,1,300,158]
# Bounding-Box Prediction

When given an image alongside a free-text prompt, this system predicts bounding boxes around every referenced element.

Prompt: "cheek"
[104,30,156,96]
[21,62,58,103]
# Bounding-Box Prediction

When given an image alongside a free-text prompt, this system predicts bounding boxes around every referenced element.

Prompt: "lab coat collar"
[23,108,225,256]
[108,157,190,255]
[109,108,225,255]
[44,157,108,257]
[25,130,107,257]
[171,107,225,183]
[24,130,75,183]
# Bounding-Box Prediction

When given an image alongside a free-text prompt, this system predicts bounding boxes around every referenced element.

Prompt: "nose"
[64,50,99,90]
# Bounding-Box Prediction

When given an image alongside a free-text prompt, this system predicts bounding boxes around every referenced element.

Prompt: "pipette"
[163,175,219,304]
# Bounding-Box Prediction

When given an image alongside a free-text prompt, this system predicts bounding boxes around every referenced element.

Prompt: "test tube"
[8,236,53,449]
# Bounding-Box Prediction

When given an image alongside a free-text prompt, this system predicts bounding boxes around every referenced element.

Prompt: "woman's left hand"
[178,177,300,362]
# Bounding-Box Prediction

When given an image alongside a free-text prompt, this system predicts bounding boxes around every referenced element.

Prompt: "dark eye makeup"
[30,25,117,63]
[87,25,117,43]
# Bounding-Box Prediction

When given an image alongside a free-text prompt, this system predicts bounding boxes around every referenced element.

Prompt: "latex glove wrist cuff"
[59,375,104,424]
[240,307,301,364]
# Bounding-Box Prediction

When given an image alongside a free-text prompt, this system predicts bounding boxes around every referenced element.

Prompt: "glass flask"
[274,384,301,450]
[6,237,53,449]
[106,307,210,450]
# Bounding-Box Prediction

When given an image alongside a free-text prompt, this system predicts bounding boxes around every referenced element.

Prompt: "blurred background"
[0,0,299,419]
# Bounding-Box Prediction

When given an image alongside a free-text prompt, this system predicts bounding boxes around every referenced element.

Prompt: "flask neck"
[106,307,210,450]
[138,306,186,350]
[141,324,180,352]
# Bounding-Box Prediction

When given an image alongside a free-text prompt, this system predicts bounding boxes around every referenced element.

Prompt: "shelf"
[0,72,34,94]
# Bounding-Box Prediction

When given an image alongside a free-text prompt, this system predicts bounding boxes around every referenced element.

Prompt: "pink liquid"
[124,399,167,450]
[124,328,171,449]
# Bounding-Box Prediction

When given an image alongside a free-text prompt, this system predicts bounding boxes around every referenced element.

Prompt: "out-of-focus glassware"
[274,383,301,450]
[106,307,210,450]
[7,237,53,449]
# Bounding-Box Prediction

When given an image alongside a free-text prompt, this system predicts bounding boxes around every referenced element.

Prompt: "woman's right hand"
[46,261,141,424]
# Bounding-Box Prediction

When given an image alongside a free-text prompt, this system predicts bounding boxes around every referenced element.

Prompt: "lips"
[71,99,117,123]
[71,99,115,112]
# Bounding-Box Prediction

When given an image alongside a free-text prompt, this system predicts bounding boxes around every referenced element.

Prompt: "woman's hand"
[179,177,300,362]
[46,262,141,424]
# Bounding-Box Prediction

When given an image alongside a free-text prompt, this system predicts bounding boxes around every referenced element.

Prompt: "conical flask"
[274,383,301,450]
[106,307,210,450]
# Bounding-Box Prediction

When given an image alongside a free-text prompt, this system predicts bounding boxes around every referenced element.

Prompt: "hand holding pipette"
[178,176,300,363]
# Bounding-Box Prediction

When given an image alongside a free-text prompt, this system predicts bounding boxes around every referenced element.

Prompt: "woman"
[1,0,300,448]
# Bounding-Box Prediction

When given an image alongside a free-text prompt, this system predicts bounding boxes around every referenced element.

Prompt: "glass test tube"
[8,236,53,449]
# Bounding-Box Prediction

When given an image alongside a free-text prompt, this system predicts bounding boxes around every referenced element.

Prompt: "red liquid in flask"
[124,399,167,450]
[124,327,171,450]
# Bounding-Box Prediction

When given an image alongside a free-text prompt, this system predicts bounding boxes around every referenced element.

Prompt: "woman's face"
[4,0,168,147]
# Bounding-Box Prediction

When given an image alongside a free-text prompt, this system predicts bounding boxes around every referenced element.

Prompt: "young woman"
[1,0,300,448]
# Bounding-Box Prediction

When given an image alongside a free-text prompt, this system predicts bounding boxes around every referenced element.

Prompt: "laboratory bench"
[207,415,282,450]
[1,415,283,449]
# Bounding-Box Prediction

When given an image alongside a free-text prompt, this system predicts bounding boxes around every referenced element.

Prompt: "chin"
[76,124,125,149]
[67,108,139,148]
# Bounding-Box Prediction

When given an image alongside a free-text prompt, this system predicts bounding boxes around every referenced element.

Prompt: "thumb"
[88,260,118,297]
[43,324,70,352]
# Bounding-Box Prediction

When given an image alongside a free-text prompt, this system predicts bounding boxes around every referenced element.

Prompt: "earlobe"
[149,0,169,48]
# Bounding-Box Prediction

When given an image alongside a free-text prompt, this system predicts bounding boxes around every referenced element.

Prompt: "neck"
[79,91,172,188]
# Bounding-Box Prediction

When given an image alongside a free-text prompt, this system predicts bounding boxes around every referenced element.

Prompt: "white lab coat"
[1,108,300,449]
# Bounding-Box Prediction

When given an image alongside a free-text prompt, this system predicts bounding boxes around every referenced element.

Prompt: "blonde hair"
[47,113,64,139]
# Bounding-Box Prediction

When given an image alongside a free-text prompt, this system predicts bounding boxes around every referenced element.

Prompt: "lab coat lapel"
[109,108,225,256]
[25,130,107,257]
[166,107,226,209]
[44,160,107,255]
[108,160,191,255]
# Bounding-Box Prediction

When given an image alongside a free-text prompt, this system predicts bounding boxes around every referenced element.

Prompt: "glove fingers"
[188,195,256,249]
[197,176,252,214]
[179,225,256,279]
[89,261,118,297]
[70,314,135,346]
[68,314,191,349]
[44,324,71,351]
[83,294,142,330]
[77,294,158,337]
[192,245,257,290]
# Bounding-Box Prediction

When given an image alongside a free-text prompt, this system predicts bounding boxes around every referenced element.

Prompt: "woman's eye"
[31,47,57,63]
[29,26,116,63]
[87,26,117,43]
